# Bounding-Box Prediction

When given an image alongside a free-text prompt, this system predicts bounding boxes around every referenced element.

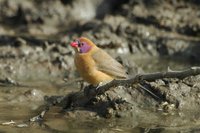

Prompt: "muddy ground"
[0,0,200,132]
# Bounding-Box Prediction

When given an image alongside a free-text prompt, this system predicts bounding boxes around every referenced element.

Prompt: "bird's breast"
[75,53,95,73]
[74,52,113,85]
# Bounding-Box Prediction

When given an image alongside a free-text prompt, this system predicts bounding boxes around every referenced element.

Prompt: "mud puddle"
[0,56,195,133]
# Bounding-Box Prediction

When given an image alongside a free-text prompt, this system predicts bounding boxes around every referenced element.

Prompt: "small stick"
[85,67,200,97]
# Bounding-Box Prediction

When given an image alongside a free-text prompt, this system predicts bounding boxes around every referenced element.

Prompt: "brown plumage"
[70,37,127,85]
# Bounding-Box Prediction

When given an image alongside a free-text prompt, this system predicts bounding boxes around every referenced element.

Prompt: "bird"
[70,37,127,85]
[70,37,160,99]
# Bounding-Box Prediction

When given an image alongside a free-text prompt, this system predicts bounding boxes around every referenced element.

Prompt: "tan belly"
[75,53,114,85]
[81,70,114,85]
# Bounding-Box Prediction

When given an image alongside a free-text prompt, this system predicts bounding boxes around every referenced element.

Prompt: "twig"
[29,109,48,122]
[85,67,200,97]
[138,83,161,100]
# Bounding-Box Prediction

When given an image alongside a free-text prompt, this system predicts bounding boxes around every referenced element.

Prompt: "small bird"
[70,37,127,85]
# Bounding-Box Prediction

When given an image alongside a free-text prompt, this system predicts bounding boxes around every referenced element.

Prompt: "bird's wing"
[92,48,127,79]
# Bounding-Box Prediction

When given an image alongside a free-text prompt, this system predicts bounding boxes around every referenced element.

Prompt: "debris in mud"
[1,120,28,128]
[1,120,15,126]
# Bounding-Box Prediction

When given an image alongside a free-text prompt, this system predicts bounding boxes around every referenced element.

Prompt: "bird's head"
[70,37,95,53]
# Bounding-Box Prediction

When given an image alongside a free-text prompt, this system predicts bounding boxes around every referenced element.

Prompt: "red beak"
[70,41,78,48]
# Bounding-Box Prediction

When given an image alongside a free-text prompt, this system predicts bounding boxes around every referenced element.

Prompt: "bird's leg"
[79,82,88,92]
[95,82,105,91]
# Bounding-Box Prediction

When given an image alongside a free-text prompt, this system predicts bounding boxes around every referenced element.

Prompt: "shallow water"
[0,57,198,133]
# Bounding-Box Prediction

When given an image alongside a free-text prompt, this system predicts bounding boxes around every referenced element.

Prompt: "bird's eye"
[76,40,81,47]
